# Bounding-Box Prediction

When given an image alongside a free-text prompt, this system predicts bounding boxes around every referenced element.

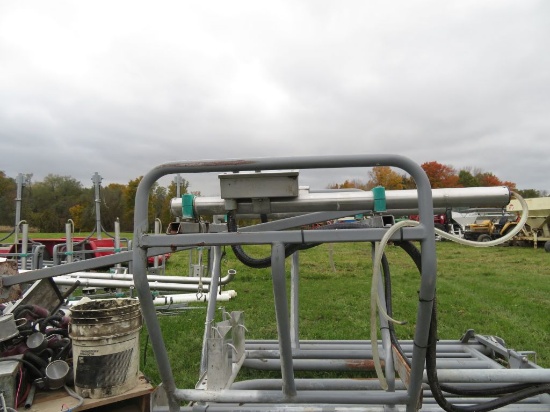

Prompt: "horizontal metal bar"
[174,388,409,404]
[139,226,427,248]
[246,349,474,360]
[2,251,133,286]
[425,369,550,383]
[243,358,495,371]
[244,340,492,354]
[174,405,550,412]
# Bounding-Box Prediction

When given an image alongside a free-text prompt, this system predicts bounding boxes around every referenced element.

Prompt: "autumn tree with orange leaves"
[420,161,460,188]
[328,161,517,191]
[327,166,404,190]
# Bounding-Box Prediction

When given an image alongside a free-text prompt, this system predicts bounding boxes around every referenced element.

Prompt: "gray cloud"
[1,1,548,197]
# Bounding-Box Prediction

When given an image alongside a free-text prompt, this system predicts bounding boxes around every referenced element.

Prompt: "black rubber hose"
[0,228,15,242]
[13,305,35,319]
[383,241,423,369]
[226,211,320,268]
[39,315,63,333]
[0,357,45,379]
[45,328,69,337]
[227,214,375,269]
[23,351,48,370]
[380,250,410,369]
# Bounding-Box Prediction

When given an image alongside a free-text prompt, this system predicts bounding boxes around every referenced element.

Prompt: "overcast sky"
[1,1,549,196]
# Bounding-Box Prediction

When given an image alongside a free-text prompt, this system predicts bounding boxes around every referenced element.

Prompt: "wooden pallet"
[28,373,154,412]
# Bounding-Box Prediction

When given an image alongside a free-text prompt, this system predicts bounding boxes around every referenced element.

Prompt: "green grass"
[141,241,550,388]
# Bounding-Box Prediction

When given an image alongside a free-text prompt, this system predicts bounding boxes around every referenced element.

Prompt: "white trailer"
[507,196,550,250]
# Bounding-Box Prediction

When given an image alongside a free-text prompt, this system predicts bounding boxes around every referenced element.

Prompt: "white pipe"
[152,291,236,305]
[54,269,236,285]
[52,276,213,292]
[66,290,237,306]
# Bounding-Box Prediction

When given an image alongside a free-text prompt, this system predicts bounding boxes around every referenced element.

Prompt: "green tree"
[367,166,404,190]
[122,177,141,231]
[327,179,368,190]
[100,183,126,232]
[458,169,479,187]
[0,171,16,226]
[517,189,541,198]
[122,177,165,232]
[28,174,83,232]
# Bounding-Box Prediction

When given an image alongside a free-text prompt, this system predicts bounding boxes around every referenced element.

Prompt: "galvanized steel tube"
[170,186,511,217]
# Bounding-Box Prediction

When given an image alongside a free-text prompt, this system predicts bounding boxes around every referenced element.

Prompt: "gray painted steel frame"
[131,155,438,411]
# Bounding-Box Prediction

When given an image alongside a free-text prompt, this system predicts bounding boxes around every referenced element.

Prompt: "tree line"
[0,162,546,233]
[0,172,189,233]
[328,161,546,198]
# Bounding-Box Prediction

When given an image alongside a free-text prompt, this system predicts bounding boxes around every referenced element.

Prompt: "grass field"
[2,232,549,389]
[141,240,550,388]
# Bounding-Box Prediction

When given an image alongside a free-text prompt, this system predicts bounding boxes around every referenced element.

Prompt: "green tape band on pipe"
[372,186,386,212]
[182,193,196,220]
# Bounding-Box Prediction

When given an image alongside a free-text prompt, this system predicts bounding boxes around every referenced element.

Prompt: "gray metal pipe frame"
[290,252,299,349]
[230,378,536,391]
[173,405,550,412]
[244,339,491,350]
[21,223,29,270]
[245,349,474,360]
[14,173,24,248]
[131,154,438,412]
[271,242,297,397]
[199,245,222,375]
[174,388,409,405]
[170,186,511,217]
[242,358,498,371]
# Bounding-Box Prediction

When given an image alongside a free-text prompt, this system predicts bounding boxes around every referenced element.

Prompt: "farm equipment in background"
[0,236,169,268]
[462,213,518,242]
[409,210,463,237]
[507,196,550,250]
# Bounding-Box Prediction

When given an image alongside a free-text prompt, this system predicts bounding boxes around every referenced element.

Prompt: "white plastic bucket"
[69,298,142,399]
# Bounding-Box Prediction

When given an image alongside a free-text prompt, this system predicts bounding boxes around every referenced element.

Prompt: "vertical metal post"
[200,245,222,375]
[114,219,122,270]
[175,174,182,223]
[133,173,179,412]
[154,219,161,268]
[271,242,297,397]
[14,173,24,254]
[65,222,73,264]
[290,252,300,349]
[21,223,28,270]
[401,158,437,412]
[92,172,102,240]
